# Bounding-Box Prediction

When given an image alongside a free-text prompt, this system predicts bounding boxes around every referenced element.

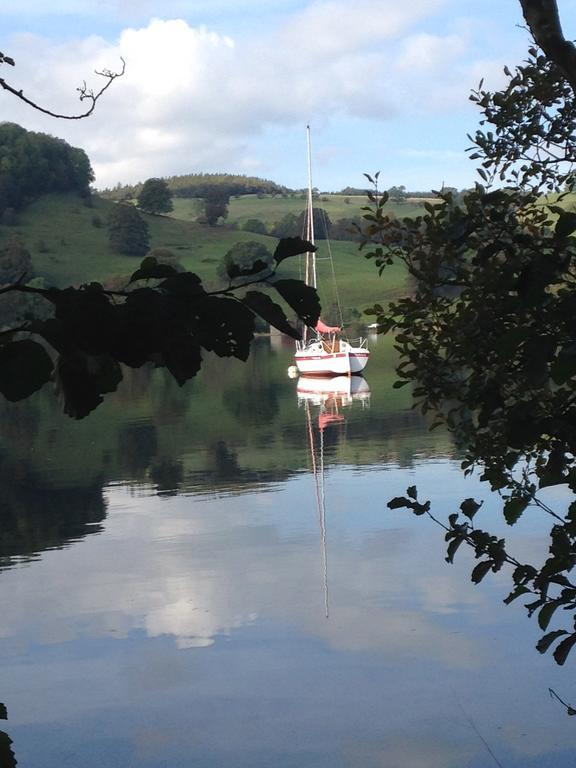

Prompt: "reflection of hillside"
[0,454,106,569]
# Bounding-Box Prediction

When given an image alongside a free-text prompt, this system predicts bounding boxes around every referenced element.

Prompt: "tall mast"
[306,124,316,289]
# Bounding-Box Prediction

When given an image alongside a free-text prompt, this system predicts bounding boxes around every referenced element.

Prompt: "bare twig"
[0,53,125,120]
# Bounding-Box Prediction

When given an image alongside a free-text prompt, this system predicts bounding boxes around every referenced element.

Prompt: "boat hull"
[294,348,370,376]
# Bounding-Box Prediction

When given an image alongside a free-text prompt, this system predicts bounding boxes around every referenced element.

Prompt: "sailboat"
[294,126,370,377]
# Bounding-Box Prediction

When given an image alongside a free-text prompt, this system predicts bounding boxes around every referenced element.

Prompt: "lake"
[0,334,574,767]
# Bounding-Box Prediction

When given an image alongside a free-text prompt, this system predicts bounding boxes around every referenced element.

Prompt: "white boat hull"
[295,339,370,376]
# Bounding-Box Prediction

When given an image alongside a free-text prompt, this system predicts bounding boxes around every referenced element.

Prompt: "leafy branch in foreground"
[389,488,576,664]
[0,50,125,120]
[359,36,576,662]
[0,236,319,418]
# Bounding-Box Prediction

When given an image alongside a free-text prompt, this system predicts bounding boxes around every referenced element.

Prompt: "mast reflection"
[296,375,371,618]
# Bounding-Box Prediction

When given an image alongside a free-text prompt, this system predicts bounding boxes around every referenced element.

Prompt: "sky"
[1,1,576,192]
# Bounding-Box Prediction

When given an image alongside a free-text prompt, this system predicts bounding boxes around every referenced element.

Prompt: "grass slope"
[0,192,410,316]
[171,193,429,227]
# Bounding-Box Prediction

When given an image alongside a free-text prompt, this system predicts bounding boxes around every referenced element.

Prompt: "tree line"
[0,122,93,221]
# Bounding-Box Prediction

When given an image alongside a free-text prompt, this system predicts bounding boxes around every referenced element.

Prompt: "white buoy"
[287,365,299,379]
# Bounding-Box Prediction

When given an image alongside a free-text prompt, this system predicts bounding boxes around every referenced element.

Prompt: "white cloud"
[0,1,503,187]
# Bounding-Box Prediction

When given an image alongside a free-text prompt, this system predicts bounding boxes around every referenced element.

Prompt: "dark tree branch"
[0,53,125,120]
[519,0,576,92]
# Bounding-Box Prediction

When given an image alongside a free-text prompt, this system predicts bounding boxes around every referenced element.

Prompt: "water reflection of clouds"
[2,461,576,766]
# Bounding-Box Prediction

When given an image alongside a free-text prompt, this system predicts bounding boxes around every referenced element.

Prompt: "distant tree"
[137,178,173,215]
[203,186,230,226]
[386,185,407,203]
[107,204,150,256]
[217,241,273,282]
[242,218,268,235]
[296,207,332,240]
[271,212,300,238]
[0,123,94,215]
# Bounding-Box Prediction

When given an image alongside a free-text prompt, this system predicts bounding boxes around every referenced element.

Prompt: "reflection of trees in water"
[0,455,106,568]
[187,440,294,493]
[223,379,279,426]
[118,422,158,477]
[149,457,183,495]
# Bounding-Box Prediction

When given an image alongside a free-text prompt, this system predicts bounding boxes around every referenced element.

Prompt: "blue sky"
[1,1,576,191]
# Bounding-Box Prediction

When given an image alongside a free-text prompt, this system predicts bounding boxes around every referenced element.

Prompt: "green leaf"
[272,279,321,327]
[0,339,53,401]
[242,291,301,340]
[536,630,568,654]
[273,237,316,264]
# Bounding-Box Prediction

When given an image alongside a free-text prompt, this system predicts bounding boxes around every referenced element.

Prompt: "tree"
[296,207,332,240]
[0,123,95,216]
[107,204,150,257]
[242,218,268,235]
[386,185,407,204]
[203,186,230,226]
[360,12,576,663]
[217,241,273,282]
[137,178,173,215]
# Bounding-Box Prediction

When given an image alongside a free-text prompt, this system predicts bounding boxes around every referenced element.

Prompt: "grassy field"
[0,191,411,316]
[171,193,429,228]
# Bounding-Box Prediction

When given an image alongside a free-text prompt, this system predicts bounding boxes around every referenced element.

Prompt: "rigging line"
[319,207,345,329]
[455,699,505,768]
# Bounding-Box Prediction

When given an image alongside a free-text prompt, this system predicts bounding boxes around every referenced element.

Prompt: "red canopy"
[315,319,341,334]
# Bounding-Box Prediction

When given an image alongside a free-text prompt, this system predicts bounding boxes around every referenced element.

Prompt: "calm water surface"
[0,336,574,767]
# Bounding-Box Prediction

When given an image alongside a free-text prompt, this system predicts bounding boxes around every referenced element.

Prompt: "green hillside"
[0,192,410,317]
[171,193,428,227]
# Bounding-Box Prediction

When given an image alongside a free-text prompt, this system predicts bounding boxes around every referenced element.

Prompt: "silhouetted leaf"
[272,279,320,327]
[538,600,563,631]
[0,703,6,720]
[55,352,122,419]
[0,731,16,768]
[503,497,529,525]
[471,560,492,583]
[274,237,316,265]
[129,256,178,282]
[196,296,254,361]
[553,633,576,665]
[0,339,53,401]
[161,335,202,385]
[242,291,301,339]
[460,498,482,520]
[555,211,576,239]
[537,630,568,654]
[388,497,411,509]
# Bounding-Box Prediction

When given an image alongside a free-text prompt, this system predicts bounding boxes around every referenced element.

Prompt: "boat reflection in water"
[296,374,371,618]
